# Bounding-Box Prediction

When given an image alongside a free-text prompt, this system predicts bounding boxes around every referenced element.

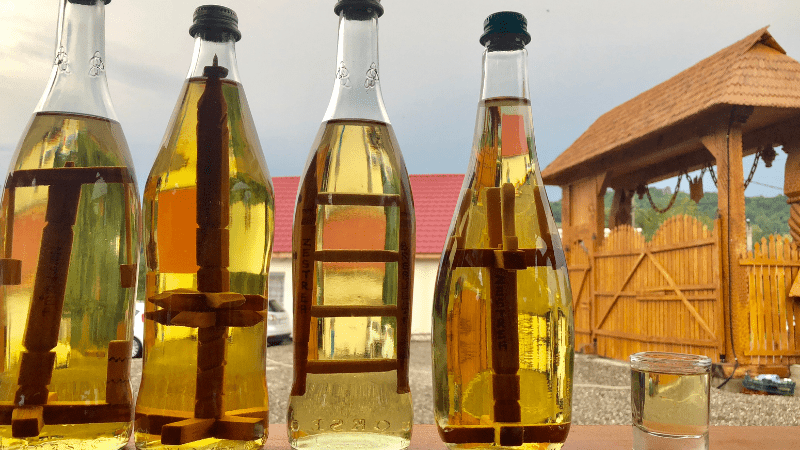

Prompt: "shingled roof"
[543,27,800,186]
[272,174,463,255]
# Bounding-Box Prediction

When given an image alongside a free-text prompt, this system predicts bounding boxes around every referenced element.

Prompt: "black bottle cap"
[334,0,383,18]
[189,5,242,42]
[480,11,531,48]
[68,0,112,4]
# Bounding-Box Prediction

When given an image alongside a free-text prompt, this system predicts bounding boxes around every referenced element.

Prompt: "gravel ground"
[130,341,800,426]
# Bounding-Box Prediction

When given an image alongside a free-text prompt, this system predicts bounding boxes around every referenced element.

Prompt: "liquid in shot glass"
[630,352,711,450]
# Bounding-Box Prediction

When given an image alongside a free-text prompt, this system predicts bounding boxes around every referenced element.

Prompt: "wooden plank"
[596,238,715,259]
[762,252,774,356]
[744,349,800,357]
[748,266,760,354]
[11,406,43,438]
[646,250,716,340]
[38,402,131,424]
[161,418,215,445]
[310,305,398,317]
[593,329,718,348]
[134,408,192,436]
[215,415,265,441]
[305,359,398,374]
[572,268,589,316]
[593,292,637,298]
[0,258,21,285]
[314,249,399,263]
[740,259,800,267]
[316,192,400,207]
[777,255,790,352]
[636,295,716,301]
[8,166,129,188]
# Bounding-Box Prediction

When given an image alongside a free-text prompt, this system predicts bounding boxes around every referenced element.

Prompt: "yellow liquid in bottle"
[288,120,414,450]
[0,112,140,449]
[135,79,273,450]
[432,98,574,449]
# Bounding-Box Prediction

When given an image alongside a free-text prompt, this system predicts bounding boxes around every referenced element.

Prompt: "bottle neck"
[480,48,530,101]
[187,34,241,83]
[323,10,389,123]
[36,0,116,120]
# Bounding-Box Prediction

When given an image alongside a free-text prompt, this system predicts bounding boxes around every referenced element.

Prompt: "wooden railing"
[741,235,800,365]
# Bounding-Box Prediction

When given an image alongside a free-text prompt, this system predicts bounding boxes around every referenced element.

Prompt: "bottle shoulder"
[10,111,135,174]
[145,78,270,192]
[301,120,412,199]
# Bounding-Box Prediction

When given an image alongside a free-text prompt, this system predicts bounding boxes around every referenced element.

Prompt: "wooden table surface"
[259,425,798,449]
[125,424,797,449]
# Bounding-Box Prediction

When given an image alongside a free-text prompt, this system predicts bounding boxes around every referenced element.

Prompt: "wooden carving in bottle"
[135,6,274,449]
[432,12,574,450]
[0,1,139,447]
[287,2,415,450]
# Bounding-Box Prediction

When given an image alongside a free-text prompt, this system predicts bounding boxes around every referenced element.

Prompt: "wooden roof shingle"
[543,27,800,185]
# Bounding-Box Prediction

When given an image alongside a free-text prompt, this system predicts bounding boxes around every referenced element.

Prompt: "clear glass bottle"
[431,12,574,449]
[287,1,415,449]
[134,5,274,450]
[0,0,139,448]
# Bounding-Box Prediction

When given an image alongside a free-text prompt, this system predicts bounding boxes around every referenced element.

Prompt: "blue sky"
[1,0,799,201]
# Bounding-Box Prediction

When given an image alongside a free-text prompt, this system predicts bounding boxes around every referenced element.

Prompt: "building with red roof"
[267,174,464,337]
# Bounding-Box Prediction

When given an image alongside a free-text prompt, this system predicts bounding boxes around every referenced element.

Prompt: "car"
[133,302,144,358]
[267,299,291,345]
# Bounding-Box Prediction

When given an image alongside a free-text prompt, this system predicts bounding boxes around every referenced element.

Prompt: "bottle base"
[134,433,265,450]
[0,423,130,450]
[632,425,708,450]
[290,432,409,450]
[446,444,563,450]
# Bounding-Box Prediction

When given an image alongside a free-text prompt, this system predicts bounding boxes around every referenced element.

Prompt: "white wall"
[269,254,440,339]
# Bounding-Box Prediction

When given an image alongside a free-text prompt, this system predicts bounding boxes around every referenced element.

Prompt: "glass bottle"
[0,0,139,448]
[287,1,415,449]
[431,12,574,449]
[134,5,274,450]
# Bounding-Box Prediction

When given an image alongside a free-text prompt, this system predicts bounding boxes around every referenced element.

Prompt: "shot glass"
[630,352,712,450]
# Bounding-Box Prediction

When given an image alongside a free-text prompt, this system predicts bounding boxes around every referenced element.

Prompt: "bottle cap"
[480,11,531,47]
[189,5,242,42]
[334,0,383,18]
[68,1,111,4]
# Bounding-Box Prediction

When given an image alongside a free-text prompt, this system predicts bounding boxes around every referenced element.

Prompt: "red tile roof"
[271,174,464,255]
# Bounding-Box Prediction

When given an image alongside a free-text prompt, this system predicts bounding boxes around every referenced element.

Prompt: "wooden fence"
[564,214,800,369]
[569,215,723,361]
[568,241,592,352]
[741,235,800,366]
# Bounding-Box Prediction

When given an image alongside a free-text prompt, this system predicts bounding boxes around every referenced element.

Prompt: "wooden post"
[782,137,800,242]
[15,182,82,406]
[195,55,230,421]
[595,173,608,247]
[702,112,748,364]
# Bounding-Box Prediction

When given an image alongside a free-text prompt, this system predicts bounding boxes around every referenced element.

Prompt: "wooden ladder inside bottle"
[0,163,137,438]
[133,57,269,445]
[290,171,414,402]
[439,183,568,447]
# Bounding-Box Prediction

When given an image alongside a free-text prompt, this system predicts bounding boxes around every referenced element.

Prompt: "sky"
[1,0,799,202]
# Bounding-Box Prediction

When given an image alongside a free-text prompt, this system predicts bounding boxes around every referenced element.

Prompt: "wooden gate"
[741,236,800,366]
[567,241,592,352]
[591,216,723,361]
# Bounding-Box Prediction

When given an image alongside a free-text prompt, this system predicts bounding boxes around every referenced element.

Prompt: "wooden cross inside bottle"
[136,56,269,445]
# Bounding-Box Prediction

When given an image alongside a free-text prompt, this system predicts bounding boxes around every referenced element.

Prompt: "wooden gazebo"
[542,27,800,376]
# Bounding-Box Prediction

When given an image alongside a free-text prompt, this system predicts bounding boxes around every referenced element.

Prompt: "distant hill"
[549,188,790,242]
